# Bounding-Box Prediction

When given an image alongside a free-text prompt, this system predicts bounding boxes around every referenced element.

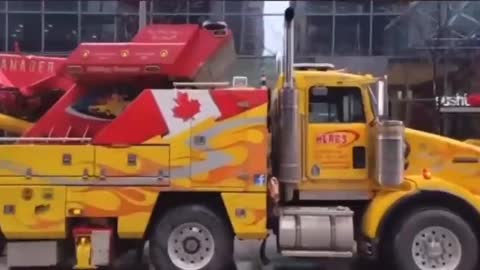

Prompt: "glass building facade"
[1,1,480,57]
[1,0,480,137]
[0,0,268,56]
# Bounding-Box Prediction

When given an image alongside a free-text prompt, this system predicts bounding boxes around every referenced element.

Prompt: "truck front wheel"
[149,204,234,270]
[388,208,478,270]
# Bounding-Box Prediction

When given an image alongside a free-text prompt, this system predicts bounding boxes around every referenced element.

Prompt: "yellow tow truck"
[0,7,477,270]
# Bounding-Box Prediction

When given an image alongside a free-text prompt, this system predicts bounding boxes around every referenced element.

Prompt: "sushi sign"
[435,93,471,107]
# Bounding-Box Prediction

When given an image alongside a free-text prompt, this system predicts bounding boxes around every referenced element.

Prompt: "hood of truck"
[405,128,480,188]
[464,139,480,147]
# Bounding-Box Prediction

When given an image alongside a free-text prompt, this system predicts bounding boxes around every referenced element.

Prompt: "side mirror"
[374,75,388,119]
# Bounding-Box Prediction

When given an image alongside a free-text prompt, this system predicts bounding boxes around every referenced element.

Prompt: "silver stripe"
[299,190,372,201]
[171,117,265,178]
[440,107,480,113]
[46,177,170,186]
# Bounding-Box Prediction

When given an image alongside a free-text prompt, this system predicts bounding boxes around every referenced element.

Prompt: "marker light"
[422,168,432,180]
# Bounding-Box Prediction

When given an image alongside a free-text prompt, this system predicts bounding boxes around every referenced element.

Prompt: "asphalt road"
[234,235,354,270]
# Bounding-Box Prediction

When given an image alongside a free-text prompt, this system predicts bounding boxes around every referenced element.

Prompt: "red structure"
[0,23,235,138]
[468,93,480,107]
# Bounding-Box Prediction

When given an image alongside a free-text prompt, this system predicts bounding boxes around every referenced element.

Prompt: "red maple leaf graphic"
[172,92,201,121]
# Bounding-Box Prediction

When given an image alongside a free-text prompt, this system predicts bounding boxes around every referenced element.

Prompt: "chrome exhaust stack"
[283,7,294,89]
[373,75,406,188]
[278,7,302,200]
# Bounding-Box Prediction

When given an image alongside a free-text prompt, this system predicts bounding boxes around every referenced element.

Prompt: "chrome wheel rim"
[411,226,462,270]
[167,222,215,270]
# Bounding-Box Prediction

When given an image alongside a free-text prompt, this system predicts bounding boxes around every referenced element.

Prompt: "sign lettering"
[435,94,470,107]
[313,130,361,170]
[315,130,359,147]
[317,133,347,145]
[85,65,142,73]
[0,56,55,73]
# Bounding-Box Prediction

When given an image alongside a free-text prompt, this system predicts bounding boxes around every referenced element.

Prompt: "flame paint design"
[405,129,480,186]
[68,187,160,217]
[28,219,64,230]
[95,122,268,187]
[0,104,269,237]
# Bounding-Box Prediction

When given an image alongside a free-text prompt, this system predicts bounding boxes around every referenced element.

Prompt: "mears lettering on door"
[316,130,359,147]
[313,130,361,169]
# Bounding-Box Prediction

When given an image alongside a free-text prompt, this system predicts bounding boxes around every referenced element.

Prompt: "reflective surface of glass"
[8,14,42,52]
[0,14,4,51]
[81,15,115,42]
[45,1,78,12]
[44,14,78,51]
[8,0,41,11]
[1,1,480,57]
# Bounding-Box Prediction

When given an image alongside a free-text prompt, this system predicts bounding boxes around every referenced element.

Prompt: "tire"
[387,208,478,270]
[149,204,234,270]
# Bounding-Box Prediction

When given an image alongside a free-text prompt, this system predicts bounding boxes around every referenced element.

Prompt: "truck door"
[306,86,368,181]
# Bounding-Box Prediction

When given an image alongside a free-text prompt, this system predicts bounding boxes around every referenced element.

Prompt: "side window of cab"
[308,86,365,124]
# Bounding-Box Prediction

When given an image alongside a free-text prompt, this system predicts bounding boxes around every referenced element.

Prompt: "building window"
[152,0,187,13]
[117,15,139,42]
[8,14,42,52]
[0,2,5,11]
[7,0,41,11]
[189,0,213,13]
[226,1,262,14]
[45,1,79,12]
[116,0,140,13]
[301,15,333,56]
[44,14,78,52]
[303,1,333,14]
[263,15,283,56]
[334,1,371,14]
[309,86,365,123]
[225,1,242,13]
[460,2,480,23]
[0,14,5,51]
[82,0,139,13]
[226,15,264,56]
[372,15,410,56]
[81,15,115,42]
[334,16,370,56]
[373,2,408,14]
[189,15,212,24]
[151,15,187,24]
[447,14,480,42]
[81,1,118,13]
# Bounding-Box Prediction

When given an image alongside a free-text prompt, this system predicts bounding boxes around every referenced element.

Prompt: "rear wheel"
[387,208,478,270]
[149,204,233,270]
